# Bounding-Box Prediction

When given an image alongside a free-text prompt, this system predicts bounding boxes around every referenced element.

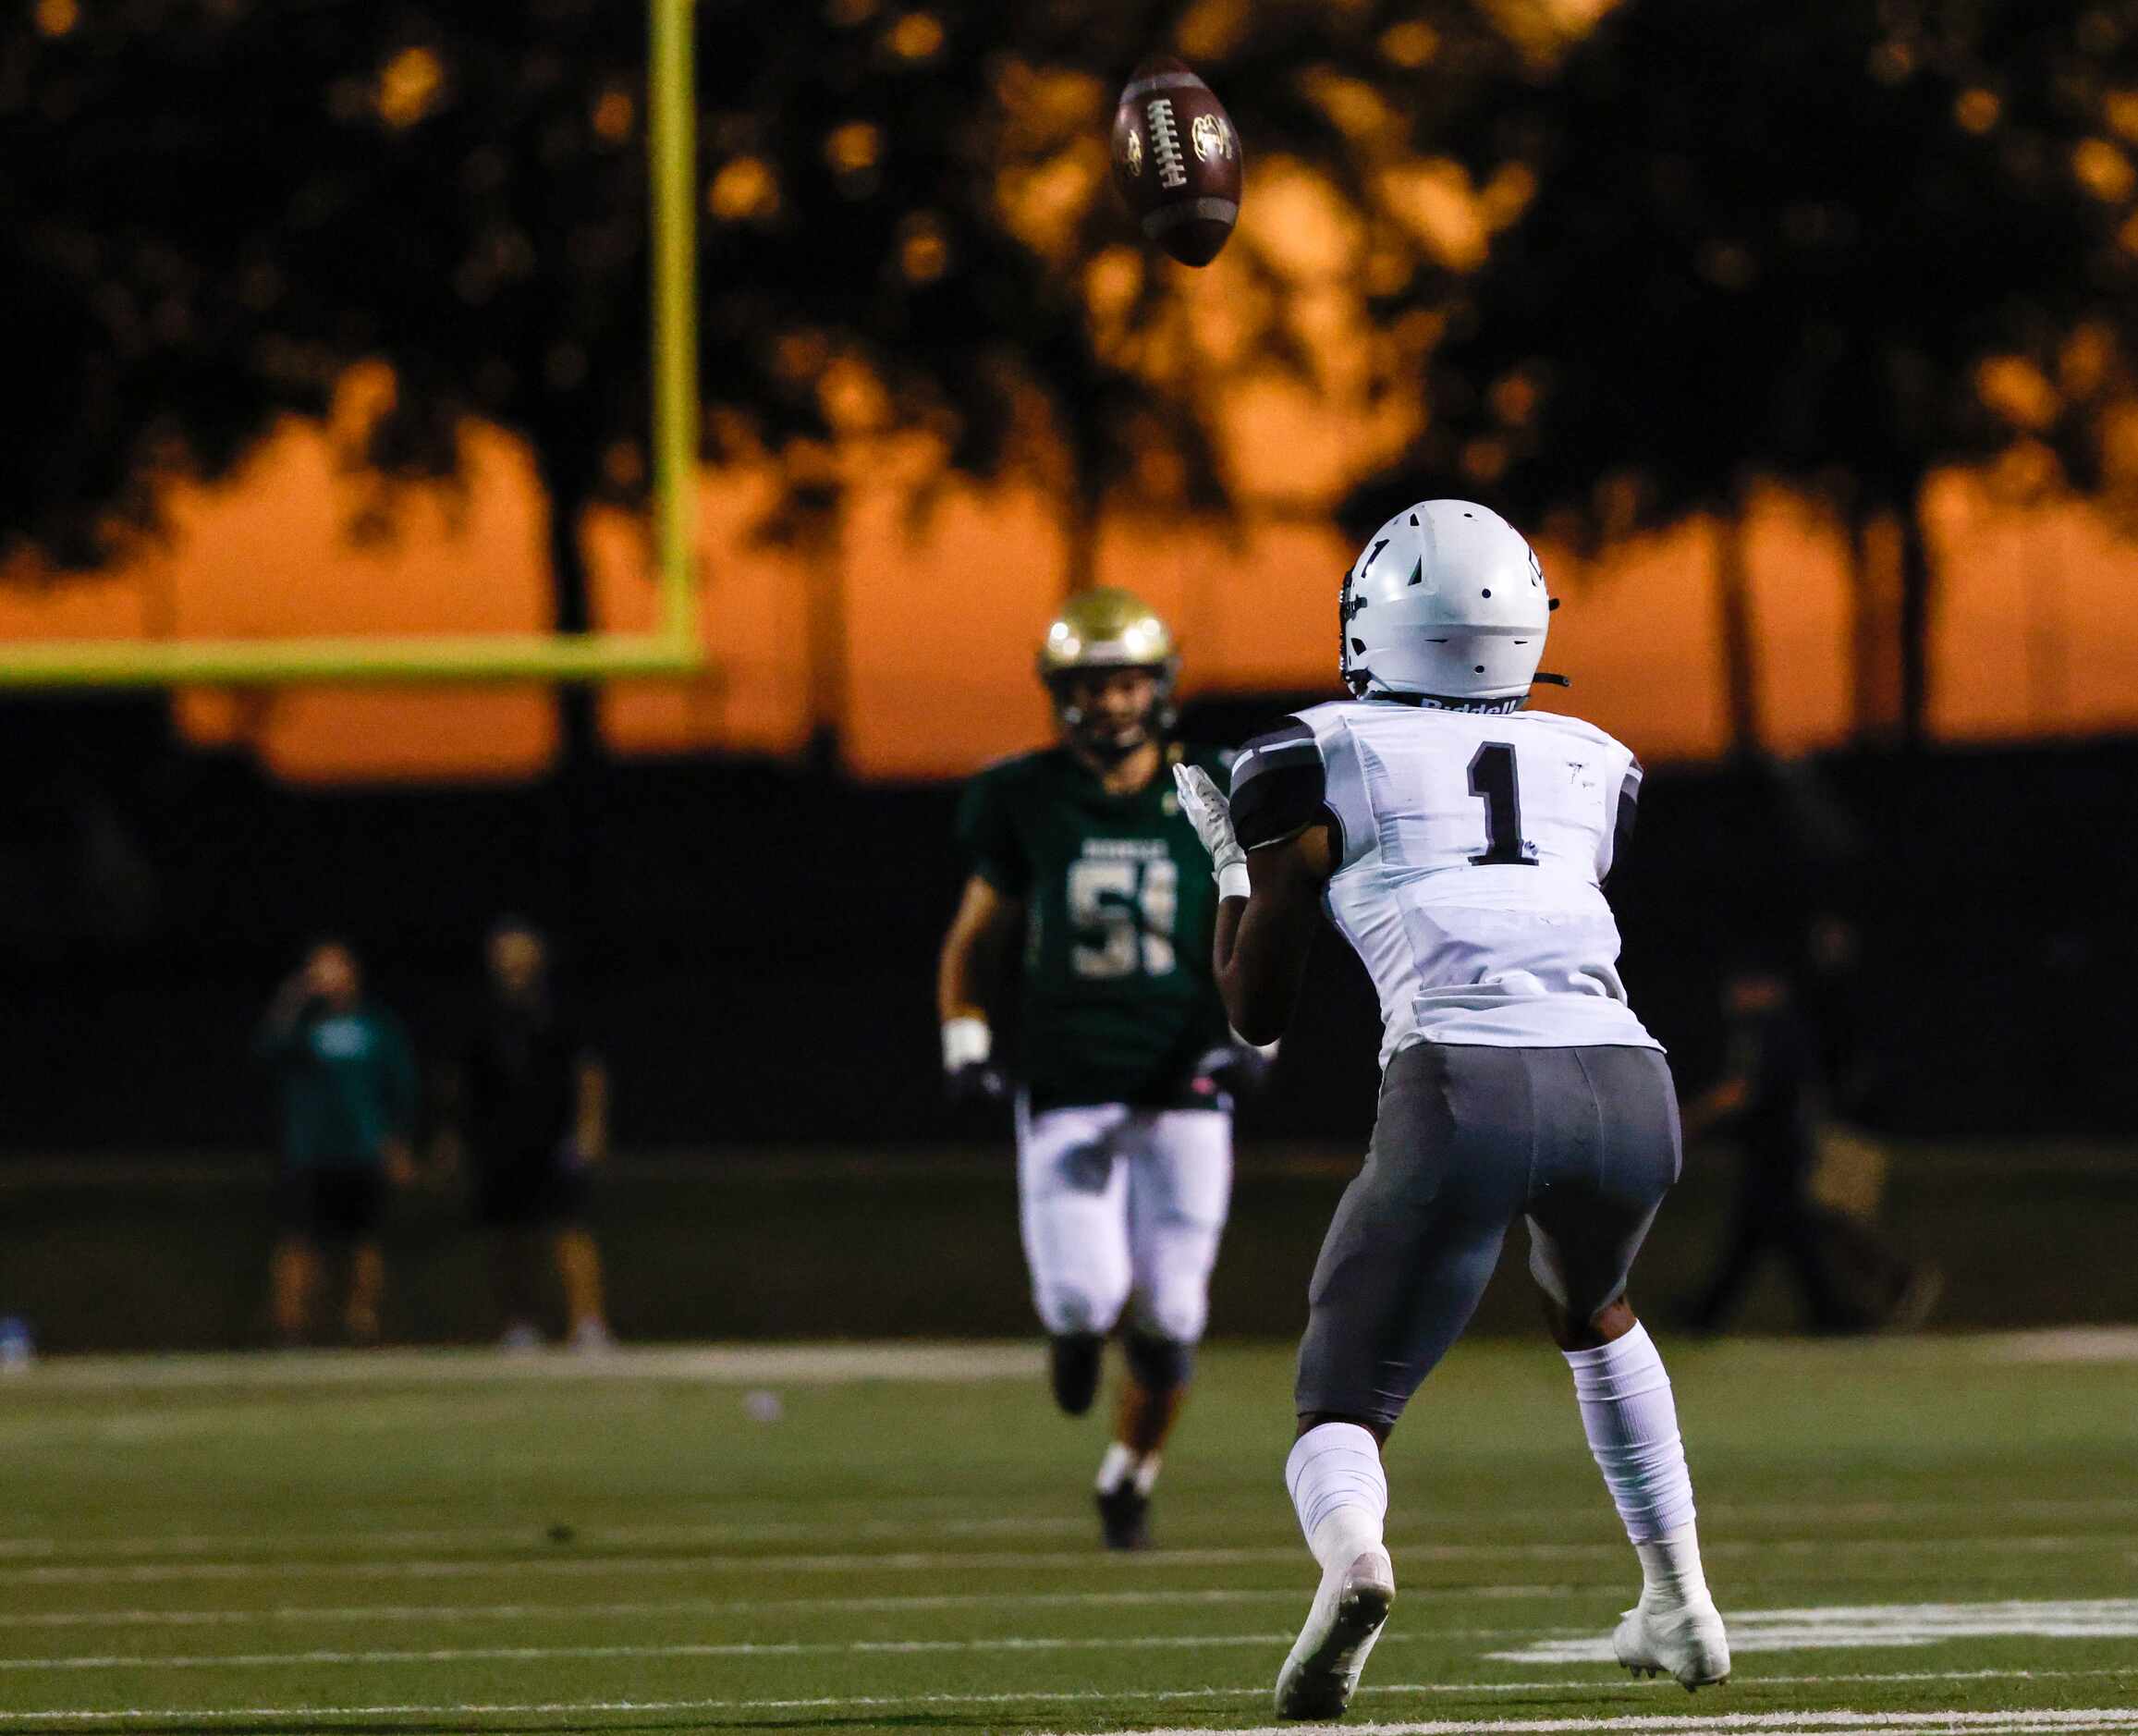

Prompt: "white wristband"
[942,1016,992,1071]
[1216,862,1251,901]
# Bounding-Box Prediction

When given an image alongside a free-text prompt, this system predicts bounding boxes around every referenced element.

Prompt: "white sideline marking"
[0,1682,2130,1729]
[1493,1597,2138,1663]
[14,1341,1043,1390]
[0,1583,1598,1628]
[1977,1326,2138,1363]
[15,1532,2132,1585]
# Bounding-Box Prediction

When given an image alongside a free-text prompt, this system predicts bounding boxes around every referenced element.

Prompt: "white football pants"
[1016,1100,1233,1345]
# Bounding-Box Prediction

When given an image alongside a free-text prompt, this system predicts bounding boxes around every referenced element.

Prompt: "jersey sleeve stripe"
[1231,718,1329,852]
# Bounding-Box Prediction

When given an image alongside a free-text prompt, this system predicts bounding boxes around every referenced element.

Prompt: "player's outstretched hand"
[1173,764,1245,886]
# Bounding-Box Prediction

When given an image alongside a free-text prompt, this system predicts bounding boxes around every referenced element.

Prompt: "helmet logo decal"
[1364,538,1389,568]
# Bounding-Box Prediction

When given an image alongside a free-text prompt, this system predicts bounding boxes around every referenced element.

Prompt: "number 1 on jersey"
[1467,741,1533,866]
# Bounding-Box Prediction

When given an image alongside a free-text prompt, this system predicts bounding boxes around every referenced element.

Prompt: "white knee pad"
[1125,1108,1231,1347]
[1033,1278,1129,1338]
[1019,1103,1133,1339]
[1131,1284,1208,1347]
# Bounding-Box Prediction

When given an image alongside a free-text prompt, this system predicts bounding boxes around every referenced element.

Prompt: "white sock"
[1285,1422,1387,1571]
[1096,1441,1165,1496]
[1562,1322,1704,1602]
[1636,1523,1709,1606]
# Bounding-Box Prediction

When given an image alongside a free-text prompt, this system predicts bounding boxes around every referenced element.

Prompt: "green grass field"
[0,1336,2133,1734]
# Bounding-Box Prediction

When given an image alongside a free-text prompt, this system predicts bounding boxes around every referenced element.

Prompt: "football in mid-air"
[1110,56,1242,267]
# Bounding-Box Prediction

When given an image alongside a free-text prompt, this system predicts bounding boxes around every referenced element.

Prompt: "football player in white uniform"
[1174,502,1730,1717]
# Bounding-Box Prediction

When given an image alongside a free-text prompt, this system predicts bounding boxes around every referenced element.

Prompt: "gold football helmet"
[1037,587,1179,753]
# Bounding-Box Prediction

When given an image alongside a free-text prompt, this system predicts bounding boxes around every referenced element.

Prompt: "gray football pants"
[1296,1041,1681,1427]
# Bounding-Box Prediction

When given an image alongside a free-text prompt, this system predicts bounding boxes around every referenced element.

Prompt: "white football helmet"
[1339,500,1555,709]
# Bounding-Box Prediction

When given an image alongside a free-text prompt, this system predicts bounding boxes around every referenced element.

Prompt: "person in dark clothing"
[255,940,417,1346]
[436,919,612,1351]
[1680,966,1930,1334]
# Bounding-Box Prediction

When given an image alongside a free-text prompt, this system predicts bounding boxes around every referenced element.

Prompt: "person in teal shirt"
[255,939,417,1345]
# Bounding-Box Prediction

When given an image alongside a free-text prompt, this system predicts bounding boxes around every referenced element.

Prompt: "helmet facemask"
[1048,664,1176,762]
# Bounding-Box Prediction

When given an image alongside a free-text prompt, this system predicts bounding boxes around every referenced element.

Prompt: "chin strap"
[1533,672,1571,688]
[1076,728,1151,764]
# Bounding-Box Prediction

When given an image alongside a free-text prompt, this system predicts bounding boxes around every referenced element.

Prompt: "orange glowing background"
[5,415,2135,785]
[5,139,2137,780]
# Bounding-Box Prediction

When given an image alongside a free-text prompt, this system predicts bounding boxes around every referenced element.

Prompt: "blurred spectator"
[436,920,613,1351]
[254,940,417,1346]
[1802,913,1874,1119]
[1679,963,1935,1335]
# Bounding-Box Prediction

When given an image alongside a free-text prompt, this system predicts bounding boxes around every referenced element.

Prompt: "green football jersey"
[957,743,1235,1111]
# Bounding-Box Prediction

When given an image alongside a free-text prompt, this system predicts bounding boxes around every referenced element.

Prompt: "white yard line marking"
[13,1533,2130,1585]
[9,1547,1304,1584]
[0,1514,1098,1559]
[5,1496,2132,1562]
[0,1583,1601,1629]
[0,1629,1580,1672]
[0,1681,2131,1728]
[6,1327,2130,1393]
[1065,1716,2138,1736]
[1492,1597,2138,1663]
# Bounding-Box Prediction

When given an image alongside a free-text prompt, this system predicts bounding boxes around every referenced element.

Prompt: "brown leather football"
[1110,56,1242,267]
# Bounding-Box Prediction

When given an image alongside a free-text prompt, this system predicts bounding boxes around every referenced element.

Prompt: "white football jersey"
[1229,699,1655,1064]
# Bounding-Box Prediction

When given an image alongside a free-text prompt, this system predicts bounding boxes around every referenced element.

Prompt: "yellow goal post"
[0,0,702,689]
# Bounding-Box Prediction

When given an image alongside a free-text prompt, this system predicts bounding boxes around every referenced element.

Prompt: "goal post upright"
[0,0,702,691]
[647,0,699,669]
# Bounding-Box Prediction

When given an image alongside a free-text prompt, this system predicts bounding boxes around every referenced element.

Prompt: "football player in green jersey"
[937,589,1262,1550]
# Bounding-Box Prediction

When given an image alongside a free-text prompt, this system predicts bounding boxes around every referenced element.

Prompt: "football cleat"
[1274,1545,1395,1719]
[1613,1595,1731,1691]
[1095,1481,1152,1551]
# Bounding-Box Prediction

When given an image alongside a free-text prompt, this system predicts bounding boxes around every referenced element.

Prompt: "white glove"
[1173,764,1251,900]
[941,1016,1006,1106]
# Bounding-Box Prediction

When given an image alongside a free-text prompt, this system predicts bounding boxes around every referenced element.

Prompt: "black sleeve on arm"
[1230,719,1328,851]
[1605,759,1642,884]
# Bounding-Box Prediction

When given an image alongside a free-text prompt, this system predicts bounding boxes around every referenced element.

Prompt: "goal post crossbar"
[0,0,702,691]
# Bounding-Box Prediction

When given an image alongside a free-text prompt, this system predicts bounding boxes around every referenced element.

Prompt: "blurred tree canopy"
[20,0,2138,760]
[2,0,1556,762]
[1369,0,2138,745]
